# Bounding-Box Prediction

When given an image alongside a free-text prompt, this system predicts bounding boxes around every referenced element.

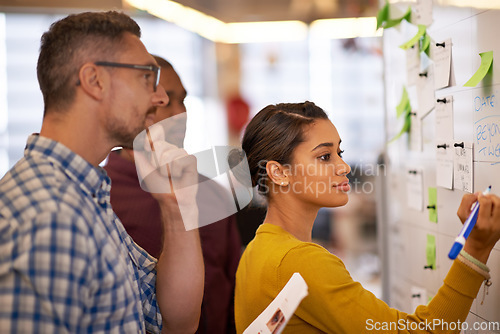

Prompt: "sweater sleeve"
[277,244,485,333]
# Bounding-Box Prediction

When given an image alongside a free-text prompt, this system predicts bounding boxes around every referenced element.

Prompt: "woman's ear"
[266,161,289,186]
[77,63,105,100]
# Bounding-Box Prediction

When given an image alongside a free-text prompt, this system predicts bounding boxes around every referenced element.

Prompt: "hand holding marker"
[448,186,492,260]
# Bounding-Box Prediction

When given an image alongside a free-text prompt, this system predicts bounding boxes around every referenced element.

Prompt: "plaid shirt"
[0,135,162,333]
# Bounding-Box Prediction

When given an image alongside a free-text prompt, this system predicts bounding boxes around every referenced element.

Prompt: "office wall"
[381,4,500,332]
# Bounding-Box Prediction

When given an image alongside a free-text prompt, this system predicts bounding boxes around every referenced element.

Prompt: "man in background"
[105,55,241,333]
[0,12,204,333]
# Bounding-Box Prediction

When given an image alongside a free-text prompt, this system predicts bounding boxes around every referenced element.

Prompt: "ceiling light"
[224,21,308,44]
[310,17,382,39]
[125,0,226,41]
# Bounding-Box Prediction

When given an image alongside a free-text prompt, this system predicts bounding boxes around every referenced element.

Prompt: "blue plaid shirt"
[0,135,162,333]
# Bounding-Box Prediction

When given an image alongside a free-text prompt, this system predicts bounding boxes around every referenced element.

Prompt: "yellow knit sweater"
[235,223,485,333]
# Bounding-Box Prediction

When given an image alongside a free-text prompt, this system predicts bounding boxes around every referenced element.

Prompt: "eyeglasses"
[93,61,161,92]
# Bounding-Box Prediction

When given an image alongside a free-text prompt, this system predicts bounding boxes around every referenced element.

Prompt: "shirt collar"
[24,134,111,200]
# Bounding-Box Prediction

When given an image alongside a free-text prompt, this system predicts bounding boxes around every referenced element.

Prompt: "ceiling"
[0,0,380,22]
[168,0,379,22]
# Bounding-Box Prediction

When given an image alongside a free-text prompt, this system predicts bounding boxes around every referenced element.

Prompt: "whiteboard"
[381,3,500,328]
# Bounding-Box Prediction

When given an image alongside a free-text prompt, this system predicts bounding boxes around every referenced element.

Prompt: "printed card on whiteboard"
[406,46,420,87]
[417,64,435,117]
[243,273,308,334]
[453,142,473,193]
[435,96,454,141]
[436,141,453,189]
[431,39,452,89]
[410,286,428,312]
[410,113,423,152]
[412,0,433,26]
[406,168,424,211]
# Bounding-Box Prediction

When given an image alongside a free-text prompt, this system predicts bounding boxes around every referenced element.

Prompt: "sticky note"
[426,234,436,270]
[420,33,431,55]
[406,168,423,211]
[396,86,410,118]
[406,46,420,86]
[435,95,454,140]
[416,65,435,117]
[464,51,493,87]
[376,2,389,29]
[412,0,433,26]
[436,140,454,190]
[432,39,452,89]
[377,1,411,30]
[453,142,473,193]
[410,113,422,152]
[390,112,411,143]
[400,25,427,50]
[410,286,427,312]
[428,187,437,223]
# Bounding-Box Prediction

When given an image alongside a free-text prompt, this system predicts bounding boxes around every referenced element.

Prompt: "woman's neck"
[264,195,319,242]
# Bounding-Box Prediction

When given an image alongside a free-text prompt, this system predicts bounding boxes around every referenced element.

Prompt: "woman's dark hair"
[237,101,328,198]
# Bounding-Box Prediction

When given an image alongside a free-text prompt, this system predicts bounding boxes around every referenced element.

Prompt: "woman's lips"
[333,181,350,192]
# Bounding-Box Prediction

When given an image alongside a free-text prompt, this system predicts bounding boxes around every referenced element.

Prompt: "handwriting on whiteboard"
[473,90,500,163]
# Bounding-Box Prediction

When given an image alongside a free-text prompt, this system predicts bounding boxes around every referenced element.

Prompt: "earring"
[280,181,288,186]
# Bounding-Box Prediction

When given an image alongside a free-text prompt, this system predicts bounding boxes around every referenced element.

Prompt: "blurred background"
[0,0,385,296]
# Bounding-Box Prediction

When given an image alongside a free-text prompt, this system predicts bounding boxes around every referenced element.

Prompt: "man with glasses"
[0,11,204,334]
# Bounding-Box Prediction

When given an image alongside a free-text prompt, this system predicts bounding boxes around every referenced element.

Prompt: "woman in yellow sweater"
[233,101,500,333]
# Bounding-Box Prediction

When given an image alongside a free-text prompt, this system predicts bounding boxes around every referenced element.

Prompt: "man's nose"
[154,84,169,107]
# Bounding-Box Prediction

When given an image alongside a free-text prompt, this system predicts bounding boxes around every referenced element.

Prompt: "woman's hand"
[458,192,500,263]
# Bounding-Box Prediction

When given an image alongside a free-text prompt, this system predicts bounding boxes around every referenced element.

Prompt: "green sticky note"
[401,7,412,24]
[385,7,412,29]
[389,111,411,143]
[377,2,411,30]
[396,87,410,118]
[428,187,437,223]
[426,234,436,270]
[463,51,494,87]
[400,24,426,50]
[420,33,431,55]
[376,1,389,29]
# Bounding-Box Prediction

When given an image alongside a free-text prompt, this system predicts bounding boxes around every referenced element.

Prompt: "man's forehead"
[118,33,157,65]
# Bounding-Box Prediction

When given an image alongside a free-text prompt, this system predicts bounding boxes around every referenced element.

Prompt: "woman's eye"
[338,150,344,158]
[319,153,331,162]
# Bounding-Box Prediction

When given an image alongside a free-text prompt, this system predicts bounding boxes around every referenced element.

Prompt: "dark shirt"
[104,151,241,334]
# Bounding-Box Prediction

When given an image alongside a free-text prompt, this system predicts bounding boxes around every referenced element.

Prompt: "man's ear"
[266,161,290,186]
[77,63,105,100]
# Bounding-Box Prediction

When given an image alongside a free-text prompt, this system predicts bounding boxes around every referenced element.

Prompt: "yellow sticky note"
[400,25,426,50]
[464,51,493,87]
[426,234,436,270]
[428,187,437,223]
